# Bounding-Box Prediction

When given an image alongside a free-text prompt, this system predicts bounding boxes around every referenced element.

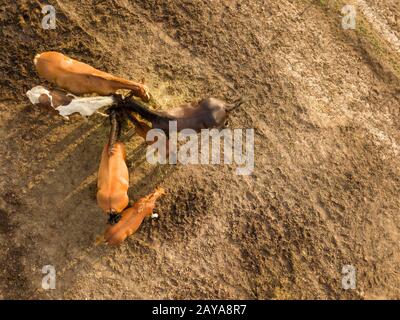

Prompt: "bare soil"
[0,0,399,299]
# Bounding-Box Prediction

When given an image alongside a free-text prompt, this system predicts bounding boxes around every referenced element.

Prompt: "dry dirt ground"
[0,0,399,299]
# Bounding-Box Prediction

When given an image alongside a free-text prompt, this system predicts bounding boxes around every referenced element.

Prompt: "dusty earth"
[0,0,399,299]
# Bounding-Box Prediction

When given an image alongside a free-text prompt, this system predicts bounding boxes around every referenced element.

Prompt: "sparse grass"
[356,15,400,78]
[148,79,197,110]
[272,287,295,300]
[314,0,400,79]
[317,0,329,7]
